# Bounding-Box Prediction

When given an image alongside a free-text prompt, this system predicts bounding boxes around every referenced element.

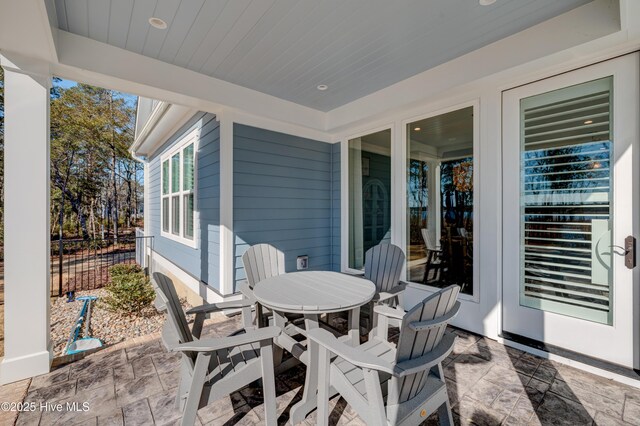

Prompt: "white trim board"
[52,30,326,132]
[151,250,243,304]
[218,113,235,296]
[132,103,198,158]
[224,109,332,144]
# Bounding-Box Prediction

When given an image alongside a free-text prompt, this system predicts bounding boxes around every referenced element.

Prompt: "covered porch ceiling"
[0,0,635,135]
[53,0,590,111]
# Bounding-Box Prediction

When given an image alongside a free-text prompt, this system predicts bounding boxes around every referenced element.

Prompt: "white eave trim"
[131,102,198,159]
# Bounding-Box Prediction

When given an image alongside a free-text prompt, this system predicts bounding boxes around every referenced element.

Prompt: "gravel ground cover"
[50,288,190,357]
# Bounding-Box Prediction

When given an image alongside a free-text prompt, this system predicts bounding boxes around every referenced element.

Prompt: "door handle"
[625,236,636,269]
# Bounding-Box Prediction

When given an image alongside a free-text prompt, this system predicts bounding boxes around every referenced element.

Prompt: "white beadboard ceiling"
[54,0,592,111]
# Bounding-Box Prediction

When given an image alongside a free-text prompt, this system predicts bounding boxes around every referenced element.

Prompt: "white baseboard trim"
[150,250,242,305]
[0,350,52,385]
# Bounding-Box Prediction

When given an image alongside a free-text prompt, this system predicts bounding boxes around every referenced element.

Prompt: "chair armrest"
[375,282,408,302]
[307,328,395,375]
[394,332,456,376]
[171,326,281,353]
[185,299,254,316]
[373,305,406,320]
[238,281,258,303]
[407,302,460,332]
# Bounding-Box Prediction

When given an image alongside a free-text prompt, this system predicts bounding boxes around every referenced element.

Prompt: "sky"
[53,77,138,109]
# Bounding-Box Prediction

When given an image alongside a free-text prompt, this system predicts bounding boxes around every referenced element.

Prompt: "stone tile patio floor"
[2,312,640,425]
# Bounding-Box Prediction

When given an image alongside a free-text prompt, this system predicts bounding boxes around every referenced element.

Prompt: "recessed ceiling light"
[584,120,593,124]
[149,17,167,29]
[414,127,421,131]
[479,0,496,5]
[317,84,328,91]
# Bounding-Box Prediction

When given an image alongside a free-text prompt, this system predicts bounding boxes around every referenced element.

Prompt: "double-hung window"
[161,128,198,247]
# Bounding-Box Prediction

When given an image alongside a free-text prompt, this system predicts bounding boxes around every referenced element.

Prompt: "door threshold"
[499,331,640,389]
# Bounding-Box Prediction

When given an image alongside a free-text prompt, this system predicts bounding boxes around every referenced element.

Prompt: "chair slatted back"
[152,272,194,348]
[421,228,438,251]
[392,285,460,404]
[242,244,285,288]
[363,244,405,294]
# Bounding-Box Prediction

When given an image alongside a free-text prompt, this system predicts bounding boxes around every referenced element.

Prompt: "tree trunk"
[68,196,89,240]
[134,162,139,227]
[110,93,119,243]
[89,198,96,239]
[126,165,133,229]
[112,159,118,241]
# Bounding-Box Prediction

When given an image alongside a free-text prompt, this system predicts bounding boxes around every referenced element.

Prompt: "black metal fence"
[50,234,153,297]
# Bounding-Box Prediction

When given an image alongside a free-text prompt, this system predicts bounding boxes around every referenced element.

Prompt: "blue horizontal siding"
[233,124,339,290]
[148,112,221,291]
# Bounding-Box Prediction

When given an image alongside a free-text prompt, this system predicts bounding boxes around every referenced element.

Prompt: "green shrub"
[103,264,155,314]
[109,263,142,278]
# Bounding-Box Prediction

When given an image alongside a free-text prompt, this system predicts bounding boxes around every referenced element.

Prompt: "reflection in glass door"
[520,77,613,324]
[348,129,391,270]
[406,107,475,295]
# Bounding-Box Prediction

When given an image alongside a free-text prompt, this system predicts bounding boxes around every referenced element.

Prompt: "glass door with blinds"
[502,53,639,367]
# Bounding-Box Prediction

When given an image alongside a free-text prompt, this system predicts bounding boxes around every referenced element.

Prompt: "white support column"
[218,112,235,296]
[0,55,52,384]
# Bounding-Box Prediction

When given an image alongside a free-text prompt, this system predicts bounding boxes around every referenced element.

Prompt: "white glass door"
[502,53,639,367]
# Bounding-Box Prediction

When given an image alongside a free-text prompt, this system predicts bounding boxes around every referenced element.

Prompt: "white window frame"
[339,100,480,303]
[160,128,199,248]
[341,123,395,274]
[400,100,480,303]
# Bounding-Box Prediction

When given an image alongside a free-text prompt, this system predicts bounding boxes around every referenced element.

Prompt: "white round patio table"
[253,271,375,424]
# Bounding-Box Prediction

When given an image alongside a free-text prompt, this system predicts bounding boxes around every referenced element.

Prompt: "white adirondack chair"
[242,243,286,291]
[152,272,280,426]
[241,243,306,327]
[361,243,406,334]
[308,285,460,426]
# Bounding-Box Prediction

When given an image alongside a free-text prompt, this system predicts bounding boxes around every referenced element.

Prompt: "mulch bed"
[50,288,190,357]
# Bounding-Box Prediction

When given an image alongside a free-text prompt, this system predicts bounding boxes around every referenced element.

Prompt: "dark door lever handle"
[625,236,636,269]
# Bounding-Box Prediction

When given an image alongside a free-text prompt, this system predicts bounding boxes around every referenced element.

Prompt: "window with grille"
[161,128,198,247]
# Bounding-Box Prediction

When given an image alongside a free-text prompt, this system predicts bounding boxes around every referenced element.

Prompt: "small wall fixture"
[414,127,421,131]
[584,120,594,124]
[149,17,167,29]
[317,84,328,91]
[297,255,309,270]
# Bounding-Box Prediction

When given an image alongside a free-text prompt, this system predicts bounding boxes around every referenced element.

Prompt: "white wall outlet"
[297,255,309,270]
